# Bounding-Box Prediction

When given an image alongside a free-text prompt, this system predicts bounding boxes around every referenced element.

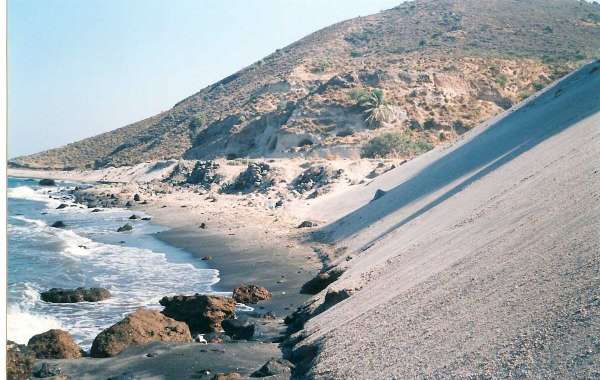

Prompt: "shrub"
[495,74,508,88]
[361,132,433,159]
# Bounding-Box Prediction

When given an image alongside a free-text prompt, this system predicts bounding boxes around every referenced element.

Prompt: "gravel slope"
[296,61,600,379]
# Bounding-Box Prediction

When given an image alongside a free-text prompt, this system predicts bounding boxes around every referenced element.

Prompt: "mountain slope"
[292,60,600,379]
[11,0,600,169]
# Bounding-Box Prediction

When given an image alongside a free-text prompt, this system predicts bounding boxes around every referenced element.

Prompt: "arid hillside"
[11,0,600,169]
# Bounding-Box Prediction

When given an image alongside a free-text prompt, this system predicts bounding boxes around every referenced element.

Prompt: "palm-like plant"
[356,89,393,127]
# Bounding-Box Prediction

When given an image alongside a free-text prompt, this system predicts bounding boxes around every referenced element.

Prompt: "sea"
[7,176,222,350]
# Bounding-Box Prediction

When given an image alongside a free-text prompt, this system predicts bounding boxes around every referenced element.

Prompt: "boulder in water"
[38,179,56,186]
[90,307,192,358]
[232,284,272,304]
[372,189,387,201]
[40,287,111,303]
[159,294,236,333]
[50,221,66,228]
[27,329,83,359]
[128,214,139,220]
[56,203,69,209]
[117,223,133,232]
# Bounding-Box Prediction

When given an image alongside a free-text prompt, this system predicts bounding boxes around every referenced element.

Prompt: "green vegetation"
[190,114,207,129]
[361,132,433,158]
[495,74,508,88]
[349,88,393,128]
[532,82,545,91]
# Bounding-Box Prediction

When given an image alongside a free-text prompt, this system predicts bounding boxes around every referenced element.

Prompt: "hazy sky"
[8,0,402,157]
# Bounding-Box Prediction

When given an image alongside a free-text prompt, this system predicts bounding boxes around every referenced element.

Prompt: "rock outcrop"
[40,287,111,303]
[232,284,272,304]
[6,341,36,380]
[90,308,192,358]
[159,294,236,333]
[27,329,83,359]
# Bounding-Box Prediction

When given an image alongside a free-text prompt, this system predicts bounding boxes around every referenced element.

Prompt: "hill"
[11,0,600,169]
[289,60,600,379]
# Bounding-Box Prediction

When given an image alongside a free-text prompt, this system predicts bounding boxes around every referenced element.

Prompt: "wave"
[7,283,64,344]
[8,185,63,208]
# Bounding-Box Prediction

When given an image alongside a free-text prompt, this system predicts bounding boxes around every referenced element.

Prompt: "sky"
[8,0,402,157]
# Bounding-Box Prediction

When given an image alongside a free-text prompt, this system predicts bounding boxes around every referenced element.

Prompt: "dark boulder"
[252,358,295,377]
[50,221,66,228]
[6,341,36,380]
[233,284,272,304]
[300,267,345,294]
[27,329,83,359]
[128,214,139,220]
[56,203,69,209]
[41,287,111,303]
[159,294,236,334]
[38,179,56,186]
[297,220,317,228]
[117,223,133,232]
[91,208,103,212]
[222,319,255,340]
[141,217,151,221]
[90,308,192,358]
[133,194,141,202]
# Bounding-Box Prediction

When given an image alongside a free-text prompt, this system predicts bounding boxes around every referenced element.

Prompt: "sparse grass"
[361,132,433,159]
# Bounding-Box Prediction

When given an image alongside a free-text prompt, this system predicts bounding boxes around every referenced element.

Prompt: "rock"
[252,358,295,377]
[117,223,133,232]
[27,329,83,359]
[292,166,344,195]
[275,199,284,207]
[222,319,255,340]
[297,220,317,228]
[41,287,111,303]
[90,308,192,358]
[91,208,103,212]
[372,189,387,201]
[211,373,242,380]
[38,179,56,186]
[199,222,207,229]
[141,217,151,221]
[50,221,66,228]
[300,267,345,294]
[133,194,141,202]
[33,362,62,378]
[222,162,276,194]
[56,203,69,209]
[159,294,236,334]
[125,201,133,207]
[233,284,272,304]
[202,256,212,261]
[6,341,36,380]
[128,214,139,220]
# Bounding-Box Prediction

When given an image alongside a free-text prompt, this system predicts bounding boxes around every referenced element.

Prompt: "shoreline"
[8,171,323,379]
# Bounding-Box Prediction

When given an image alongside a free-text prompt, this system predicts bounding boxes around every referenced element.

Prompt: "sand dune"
[296,61,600,379]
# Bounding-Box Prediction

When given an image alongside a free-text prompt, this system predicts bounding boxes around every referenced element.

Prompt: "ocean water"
[7,176,221,350]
